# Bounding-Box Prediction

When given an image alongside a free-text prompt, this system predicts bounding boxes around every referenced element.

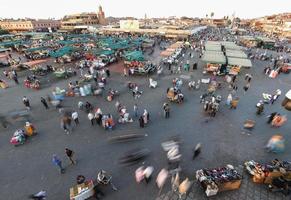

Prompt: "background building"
[61,5,107,31]
[0,19,60,32]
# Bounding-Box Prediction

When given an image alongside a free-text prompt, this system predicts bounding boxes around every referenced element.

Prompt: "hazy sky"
[0,0,290,19]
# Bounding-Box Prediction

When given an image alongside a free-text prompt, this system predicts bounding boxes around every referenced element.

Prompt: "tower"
[98,5,106,25]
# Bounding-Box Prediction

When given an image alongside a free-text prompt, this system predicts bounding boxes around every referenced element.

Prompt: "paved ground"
[0,45,290,200]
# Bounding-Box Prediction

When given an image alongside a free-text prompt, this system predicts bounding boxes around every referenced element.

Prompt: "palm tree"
[211,12,214,18]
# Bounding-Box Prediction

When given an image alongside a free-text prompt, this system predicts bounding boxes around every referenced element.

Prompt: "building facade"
[61,5,107,31]
[61,13,99,30]
[0,19,61,32]
[250,13,291,38]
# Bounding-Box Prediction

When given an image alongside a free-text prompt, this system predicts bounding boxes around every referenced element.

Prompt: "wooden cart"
[70,180,94,200]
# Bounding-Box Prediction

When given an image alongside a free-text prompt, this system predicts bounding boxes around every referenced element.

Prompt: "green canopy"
[123,51,145,61]
[228,57,252,67]
[49,46,75,58]
[0,40,23,48]
[0,48,11,53]
[205,44,221,51]
[202,51,226,64]
[92,49,115,56]
[26,46,49,52]
[225,50,247,58]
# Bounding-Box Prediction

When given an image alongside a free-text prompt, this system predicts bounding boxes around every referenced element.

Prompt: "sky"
[0,0,290,19]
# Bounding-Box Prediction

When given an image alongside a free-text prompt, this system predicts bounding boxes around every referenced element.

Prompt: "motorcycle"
[97,170,118,191]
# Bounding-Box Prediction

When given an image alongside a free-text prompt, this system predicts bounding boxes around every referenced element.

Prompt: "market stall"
[69,180,94,200]
[227,57,252,75]
[196,165,242,197]
[245,159,291,184]
[201,51,226,73]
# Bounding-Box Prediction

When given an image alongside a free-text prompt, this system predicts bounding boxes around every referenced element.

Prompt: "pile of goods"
[196,165,242,197]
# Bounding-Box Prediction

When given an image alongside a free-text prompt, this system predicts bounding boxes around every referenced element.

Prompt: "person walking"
[12,73,19,84]
[139,116,144,128]
[72,111,79,125]
[105,68,110,78]
[65,148,76,165]
[226,94,232,106]
[243,82,251,94]
[143,166,154,184]
[163,103,170,118]
[267,112,277,124]
[133,104,138,117]
[40,97,49,109]
[52,154,64,174]
[22,96,31,110]
[88,112,95,126]
[192,143,201,160]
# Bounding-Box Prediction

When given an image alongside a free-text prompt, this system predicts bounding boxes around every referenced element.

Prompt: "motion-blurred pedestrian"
[88,112,95,126]
[72,111,79,125]
[192,143,201,160]
[65,148,75,165]
[40,97,49,109]
[52,154,64,174]
[22,96,31,110]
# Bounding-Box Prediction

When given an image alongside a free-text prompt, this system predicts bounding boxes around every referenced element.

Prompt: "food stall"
[70,180,94,200]
[201,51,226,73]
[239,36,258,48]
[196,165,242,197]
[227,57,252,75]
[245,159,291,184]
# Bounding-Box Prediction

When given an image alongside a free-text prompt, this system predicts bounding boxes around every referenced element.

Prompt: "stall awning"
[26,46,49,52]
[205,44,221,51]
[202,52,226,64]
[226,50,247,59]
[228,57,252,67]
[0,48,11,53]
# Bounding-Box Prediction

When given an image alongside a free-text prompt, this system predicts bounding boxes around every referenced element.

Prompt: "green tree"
[0,28,9,35]
[211,12,214,18]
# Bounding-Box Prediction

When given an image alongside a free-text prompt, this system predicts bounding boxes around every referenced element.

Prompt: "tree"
[0,28,9,35]
[211,12,214,18]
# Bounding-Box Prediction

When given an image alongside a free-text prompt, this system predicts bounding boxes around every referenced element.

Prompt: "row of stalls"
[195,159,291,197]
[160,42,185,64]
[239,36,276,49]
[201,41,252,75]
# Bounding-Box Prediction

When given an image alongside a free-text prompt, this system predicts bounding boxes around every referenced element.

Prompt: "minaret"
[98,5,106,25]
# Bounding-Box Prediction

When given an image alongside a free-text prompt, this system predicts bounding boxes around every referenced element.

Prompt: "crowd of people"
[0,27,290,199]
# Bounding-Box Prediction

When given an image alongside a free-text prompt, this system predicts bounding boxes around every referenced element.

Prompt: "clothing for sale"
[244,160,291,184]
[196,165,242,196]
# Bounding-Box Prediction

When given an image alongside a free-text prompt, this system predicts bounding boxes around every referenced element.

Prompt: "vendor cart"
[70,180,94,200]
[245,160,291,185]
[196,165,242,197]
